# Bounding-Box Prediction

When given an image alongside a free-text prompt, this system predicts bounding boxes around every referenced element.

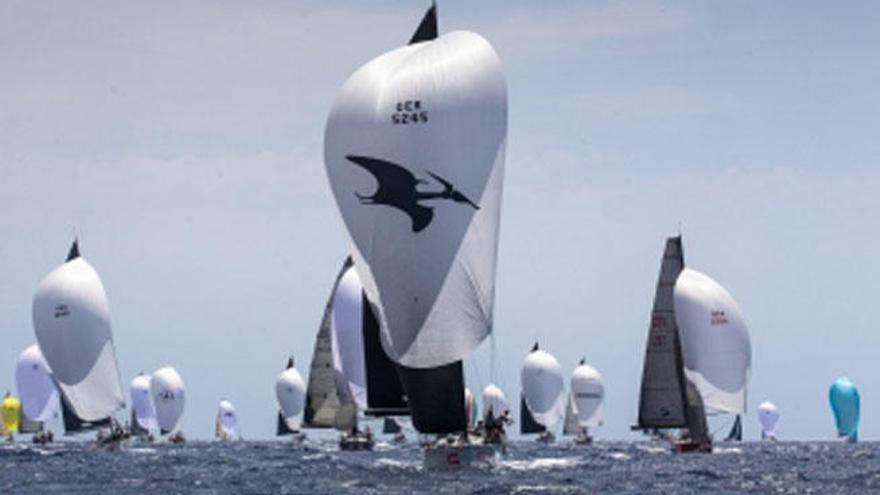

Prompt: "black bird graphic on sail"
[346,155,479,233]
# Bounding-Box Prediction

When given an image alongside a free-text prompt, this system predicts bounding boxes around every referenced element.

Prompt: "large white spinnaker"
[674,268,751,414]
[570,360,604,428]
[324,12,508,369]
[481,384,509,420]
[330,264,367,409]
[15,344,59,422]
[149,366,185,435]
[130,373,158,431]
[32,240,125,422]
[521,346,565,429]
[276,366,306,432]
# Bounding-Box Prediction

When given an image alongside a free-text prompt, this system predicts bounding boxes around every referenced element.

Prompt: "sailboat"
[303,258,410,450]
[32,240,125,442]
[562,358,604,445]
[275,357,306,441]
[129,373,157,441]
[633,236,752,453]
[1,393,21,439]
[829,377,859,442]
[520,343,565,443]
[149,366,186,443]
[15,344,59,443]
[757,401,779,441]
[215,400,238,441]
[324,1,507,468]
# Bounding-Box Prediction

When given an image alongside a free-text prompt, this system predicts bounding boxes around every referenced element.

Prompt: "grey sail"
[303,260,358,431]
[130,408,148,437]
[18,414,42,434]
[634,236,708,441]
[562,393,580,436]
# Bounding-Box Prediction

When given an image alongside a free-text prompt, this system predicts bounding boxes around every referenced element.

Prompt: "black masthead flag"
[409,2,438,44]
[66,239,80,262]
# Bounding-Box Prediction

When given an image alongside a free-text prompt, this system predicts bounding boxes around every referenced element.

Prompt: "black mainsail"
[634,236,709,443]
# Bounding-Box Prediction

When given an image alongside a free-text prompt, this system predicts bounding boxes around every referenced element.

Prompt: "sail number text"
[392,100,428,125]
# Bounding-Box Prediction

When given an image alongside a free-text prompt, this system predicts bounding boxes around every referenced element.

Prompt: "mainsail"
[15,344,59,425]
[149,366,185,435]
[324,5,507,436]
[725,415,743,442]
[276,358,306,435]
[331,260,409,417]
[304,262,358,431]
[33,240,124,433]
[519,394,545,435]
[635,237,694,432]
[562,394,579,436]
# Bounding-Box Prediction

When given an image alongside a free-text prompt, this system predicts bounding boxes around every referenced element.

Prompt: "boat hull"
[672,438,712,453]
[423,444,496,469]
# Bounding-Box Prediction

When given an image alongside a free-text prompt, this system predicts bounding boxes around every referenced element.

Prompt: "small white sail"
[324,25,508,369]
[149,366,185,435]
[276,368,306,431]
[15,344,59,422]
[481,384,509,420]
[330,265,367,410]
[674,268,751,414]
[129,373,158,431]
[216,400,238,439]
[32,242,125,421]
[521,349,565,428]
[570,362,604,428]
[757,401,779,439]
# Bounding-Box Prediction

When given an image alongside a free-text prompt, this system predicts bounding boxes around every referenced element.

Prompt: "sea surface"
[1,439,878,494]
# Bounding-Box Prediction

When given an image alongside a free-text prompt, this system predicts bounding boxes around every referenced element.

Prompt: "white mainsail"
[149,366,185,435]
[570,361,604,428]
[481,384,509,420]
[324,15,508,369]
[15,344,59,422]
[521,348,565,428]
[674,268,751,415]
[276,367,306,431]
[32,241,125,422]
[330,264,368,409]
[129,373,158,431]
[216,400,238,439]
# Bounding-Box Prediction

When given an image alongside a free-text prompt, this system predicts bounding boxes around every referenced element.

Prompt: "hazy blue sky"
[2,1,879,440]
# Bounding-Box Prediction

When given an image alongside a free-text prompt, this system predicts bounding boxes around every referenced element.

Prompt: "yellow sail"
[2,394,22,435]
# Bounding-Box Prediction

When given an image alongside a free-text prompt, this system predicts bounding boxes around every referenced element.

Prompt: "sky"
[2,1,879,440]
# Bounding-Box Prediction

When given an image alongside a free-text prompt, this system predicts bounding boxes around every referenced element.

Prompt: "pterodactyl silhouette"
[346,155,479,233]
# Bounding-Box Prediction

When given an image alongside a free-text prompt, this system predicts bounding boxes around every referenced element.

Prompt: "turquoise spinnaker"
[829,377,860,442]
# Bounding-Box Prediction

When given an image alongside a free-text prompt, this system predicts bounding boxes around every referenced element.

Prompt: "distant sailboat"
[481,384,509,420]
[32,240,125,436]
[324,2,507,467]
[15,344,59,440]
[129,373,157,440]
[275,357,306,438]
[563,358,604,445]
[633,236,751,453]
[829,377,859,442]
[520,343,565,443]
[757,401,779,440]
[149,367,186,441]
[1,393,21,437]
[215,400,238,441]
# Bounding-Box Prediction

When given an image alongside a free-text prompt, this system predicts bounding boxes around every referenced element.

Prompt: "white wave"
[373,457,419,470]
[609,452,631,460]
[713,446,743,455]
[501,456,585,471]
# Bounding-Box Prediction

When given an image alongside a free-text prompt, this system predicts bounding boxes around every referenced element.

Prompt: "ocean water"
[1,439,878,494]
